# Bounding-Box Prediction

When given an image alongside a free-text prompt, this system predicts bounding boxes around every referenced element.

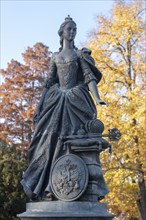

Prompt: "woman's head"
[58,16,77,50]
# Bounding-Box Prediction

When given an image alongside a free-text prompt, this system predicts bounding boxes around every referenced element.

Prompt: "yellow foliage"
[87,0,146,219]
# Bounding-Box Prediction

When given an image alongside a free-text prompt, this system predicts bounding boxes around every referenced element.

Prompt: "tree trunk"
[137,176,146,220]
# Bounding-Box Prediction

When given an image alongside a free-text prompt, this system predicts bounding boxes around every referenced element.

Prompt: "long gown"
[21,48,104,200]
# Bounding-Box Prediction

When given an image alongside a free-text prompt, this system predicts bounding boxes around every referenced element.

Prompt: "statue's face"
[62,22,77,41]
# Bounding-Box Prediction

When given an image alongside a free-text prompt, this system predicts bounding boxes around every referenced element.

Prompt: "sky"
[1,0,115,71]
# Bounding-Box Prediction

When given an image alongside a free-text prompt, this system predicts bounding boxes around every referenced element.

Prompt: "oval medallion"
[50,154,88,201]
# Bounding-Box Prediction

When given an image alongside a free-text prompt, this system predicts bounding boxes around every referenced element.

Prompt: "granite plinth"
[18,201,114,220]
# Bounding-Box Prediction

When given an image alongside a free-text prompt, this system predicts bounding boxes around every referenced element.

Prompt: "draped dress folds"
[21,49,102,200]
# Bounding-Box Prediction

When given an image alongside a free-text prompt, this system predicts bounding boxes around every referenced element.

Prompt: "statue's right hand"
[33,111,40,124]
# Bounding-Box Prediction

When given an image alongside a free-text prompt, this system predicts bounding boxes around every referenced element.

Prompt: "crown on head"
[65,15,73,22]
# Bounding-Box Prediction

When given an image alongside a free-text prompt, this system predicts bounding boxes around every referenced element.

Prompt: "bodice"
[44,48,100,90]
[56,59,79,89]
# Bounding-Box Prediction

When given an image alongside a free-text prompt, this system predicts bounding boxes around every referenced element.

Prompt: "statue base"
[17,201,114,219]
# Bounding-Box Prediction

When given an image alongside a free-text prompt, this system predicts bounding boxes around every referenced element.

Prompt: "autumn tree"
[0,43,51,219]
[87,0,146,219]
[0,43,51,152]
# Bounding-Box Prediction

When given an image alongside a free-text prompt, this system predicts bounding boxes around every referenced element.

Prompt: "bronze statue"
[21,16,111,202]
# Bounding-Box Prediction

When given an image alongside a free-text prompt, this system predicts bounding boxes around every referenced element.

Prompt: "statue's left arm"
[79,49,107,106]
[88,81,107,106]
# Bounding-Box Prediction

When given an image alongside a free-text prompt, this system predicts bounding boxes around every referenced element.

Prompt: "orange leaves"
[22,42,50,73]
[0,43,51,149]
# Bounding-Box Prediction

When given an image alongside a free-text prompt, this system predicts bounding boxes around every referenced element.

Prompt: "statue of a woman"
[21,16,107,201]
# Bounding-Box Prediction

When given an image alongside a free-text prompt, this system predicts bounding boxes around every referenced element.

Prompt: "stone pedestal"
[69,144,109,201]
[18,201,114,220]
[18,139,115,220]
